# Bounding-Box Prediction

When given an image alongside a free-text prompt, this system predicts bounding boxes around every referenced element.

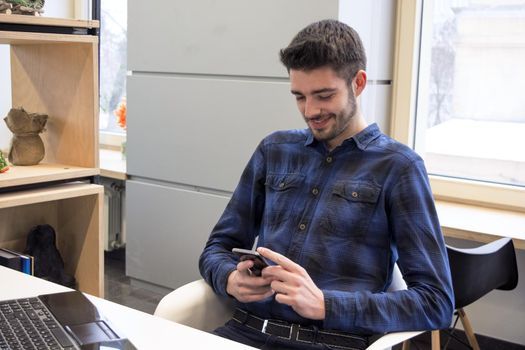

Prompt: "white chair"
[155,278,235,333]
[154,265,422,350]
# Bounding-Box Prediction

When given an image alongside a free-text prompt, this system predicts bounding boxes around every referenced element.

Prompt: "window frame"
[390,0,525,212]
[81,0,127,148]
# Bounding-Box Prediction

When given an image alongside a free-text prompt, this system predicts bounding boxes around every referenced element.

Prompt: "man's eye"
[318,94,333,100]
[295,95,305,101]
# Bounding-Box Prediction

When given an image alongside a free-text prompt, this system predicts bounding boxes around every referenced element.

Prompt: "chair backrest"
[154,279,235,332]
[388,263,407,292]
[447,237,519,309]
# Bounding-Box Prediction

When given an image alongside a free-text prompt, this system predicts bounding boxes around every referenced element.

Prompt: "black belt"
[232,308,368,350]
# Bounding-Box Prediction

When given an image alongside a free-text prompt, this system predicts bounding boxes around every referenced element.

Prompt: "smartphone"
[232,248,270,276]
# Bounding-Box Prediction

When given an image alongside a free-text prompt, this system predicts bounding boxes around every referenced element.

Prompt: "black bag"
[24,224,76,289]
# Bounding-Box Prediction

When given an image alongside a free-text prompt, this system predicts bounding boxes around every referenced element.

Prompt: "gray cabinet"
[127,75,300,192]
[126,180,229,289]
[127,0,395,290]
[129,0,338,77]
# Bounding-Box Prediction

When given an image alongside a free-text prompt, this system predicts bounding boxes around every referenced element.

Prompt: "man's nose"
[304,98,321,118]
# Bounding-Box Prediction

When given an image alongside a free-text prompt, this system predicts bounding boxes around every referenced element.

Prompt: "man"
[199,19,454,350]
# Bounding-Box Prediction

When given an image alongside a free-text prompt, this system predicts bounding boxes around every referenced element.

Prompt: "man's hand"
[226,259,275,303]
[258,247,325,320]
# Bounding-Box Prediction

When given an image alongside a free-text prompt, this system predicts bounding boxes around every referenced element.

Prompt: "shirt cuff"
[214,262,238,297]
[322,290,357,331]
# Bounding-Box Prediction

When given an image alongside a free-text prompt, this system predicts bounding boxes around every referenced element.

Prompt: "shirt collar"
[305,131,315,146]
[304,123,381,150]
[352,123,381,150]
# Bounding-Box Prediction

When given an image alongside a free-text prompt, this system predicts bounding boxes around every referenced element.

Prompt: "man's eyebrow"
[312,88,337,94]
[290,88,337,95]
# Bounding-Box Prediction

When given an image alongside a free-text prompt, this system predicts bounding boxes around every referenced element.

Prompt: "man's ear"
[353,70,367,97]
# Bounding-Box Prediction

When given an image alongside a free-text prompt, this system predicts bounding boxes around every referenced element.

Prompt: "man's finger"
[237,259,254,273]
[257,247,299,272]
[240,289,275,303]
[261,265,292,282]
[268,279,289,295]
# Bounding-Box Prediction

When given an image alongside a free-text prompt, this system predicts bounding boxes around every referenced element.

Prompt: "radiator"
[102,179,126,251]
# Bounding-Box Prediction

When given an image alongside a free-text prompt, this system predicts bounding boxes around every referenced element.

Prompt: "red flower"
[114,98,126,130]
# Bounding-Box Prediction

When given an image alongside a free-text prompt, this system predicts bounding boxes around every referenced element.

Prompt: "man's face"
[290,66,357,150]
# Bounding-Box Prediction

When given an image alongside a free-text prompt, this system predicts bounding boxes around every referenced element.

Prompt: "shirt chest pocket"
[321,180,381,236]
[264,173,305,227]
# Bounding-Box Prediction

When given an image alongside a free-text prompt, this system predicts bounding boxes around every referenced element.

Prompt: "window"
[99,0,127,144]
[415,0,525,187]
[391,0,525,209]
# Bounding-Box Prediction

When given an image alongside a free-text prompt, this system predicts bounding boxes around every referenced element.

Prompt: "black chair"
[433,237,519,350]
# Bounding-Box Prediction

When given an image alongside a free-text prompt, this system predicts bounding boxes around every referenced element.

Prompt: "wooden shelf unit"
[0,15,103,296]
[0,183,104,296]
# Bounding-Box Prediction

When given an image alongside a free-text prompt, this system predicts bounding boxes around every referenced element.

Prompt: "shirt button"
[298,223,306,231]
[279,182,285,188]
[351,191,358,198]
[312,188,319,196]
[326,156,333,163]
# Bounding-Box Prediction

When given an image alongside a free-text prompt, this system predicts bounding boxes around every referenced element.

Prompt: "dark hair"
[279,19,366,85]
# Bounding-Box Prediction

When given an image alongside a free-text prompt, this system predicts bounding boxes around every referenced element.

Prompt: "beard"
[305,92,357,144]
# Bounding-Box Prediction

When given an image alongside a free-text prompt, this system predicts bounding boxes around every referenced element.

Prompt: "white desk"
[0,266,254,350]
[1,266,426,350]
[1,267,423,350]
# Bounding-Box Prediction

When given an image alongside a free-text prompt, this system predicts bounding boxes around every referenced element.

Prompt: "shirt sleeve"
[323,159,455,334]
[199,142,267,297]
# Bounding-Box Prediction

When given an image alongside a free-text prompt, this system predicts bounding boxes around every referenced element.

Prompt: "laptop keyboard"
[0,298,77,350]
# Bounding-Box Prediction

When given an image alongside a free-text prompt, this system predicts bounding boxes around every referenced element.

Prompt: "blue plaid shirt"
[199,123,454,334]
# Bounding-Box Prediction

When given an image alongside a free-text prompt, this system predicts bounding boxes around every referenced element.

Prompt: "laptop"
[0,290,137,350]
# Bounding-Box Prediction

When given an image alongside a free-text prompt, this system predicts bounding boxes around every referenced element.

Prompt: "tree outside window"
[416,0,525,186]
[99,0,127,136]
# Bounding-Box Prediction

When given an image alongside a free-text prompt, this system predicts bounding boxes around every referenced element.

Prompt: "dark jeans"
[214,319,365,350]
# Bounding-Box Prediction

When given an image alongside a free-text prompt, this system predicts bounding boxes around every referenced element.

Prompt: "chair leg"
[431,330,440,350]
[457,308,480,350]
[401,340,410,350]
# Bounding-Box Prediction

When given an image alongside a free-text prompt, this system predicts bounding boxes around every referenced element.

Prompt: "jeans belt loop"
[289,323,299,341]
[311,325,319,344]
[239,309,249,325]
[261,319,269,334]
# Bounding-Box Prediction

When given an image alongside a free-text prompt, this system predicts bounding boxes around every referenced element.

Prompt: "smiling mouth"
[306,115,332,129]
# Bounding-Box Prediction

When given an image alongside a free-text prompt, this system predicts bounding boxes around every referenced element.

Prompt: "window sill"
[99,131,126,149]
[436,200,525,250]
[99,148,126,180]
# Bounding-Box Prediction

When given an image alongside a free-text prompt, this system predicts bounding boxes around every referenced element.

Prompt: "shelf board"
[0,182,103,209]
[0,14,99,29]
[0,163,99,189]
[0,30,97,44]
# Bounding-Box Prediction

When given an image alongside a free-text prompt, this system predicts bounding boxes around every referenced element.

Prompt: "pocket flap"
[333,181,381,203]
[265,173,305,191]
